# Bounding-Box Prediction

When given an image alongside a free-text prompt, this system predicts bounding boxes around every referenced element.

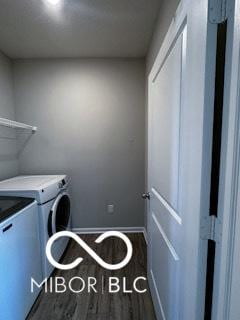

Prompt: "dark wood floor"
[27,233,156,320]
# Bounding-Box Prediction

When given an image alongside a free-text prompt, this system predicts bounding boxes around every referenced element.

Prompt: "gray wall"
[13,58,145,228]
[0,52,19,180]
[146,0,181,75]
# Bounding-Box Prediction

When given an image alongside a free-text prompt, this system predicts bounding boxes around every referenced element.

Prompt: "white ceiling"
[0,0,161,59]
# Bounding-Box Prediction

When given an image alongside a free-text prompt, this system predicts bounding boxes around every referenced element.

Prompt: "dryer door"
[48,192,71,237]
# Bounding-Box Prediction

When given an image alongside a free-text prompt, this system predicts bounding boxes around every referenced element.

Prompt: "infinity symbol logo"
[46,231,133,270]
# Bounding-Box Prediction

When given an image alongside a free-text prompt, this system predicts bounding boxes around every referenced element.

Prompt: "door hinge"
[209,0,227,24]
[200,215,222,243]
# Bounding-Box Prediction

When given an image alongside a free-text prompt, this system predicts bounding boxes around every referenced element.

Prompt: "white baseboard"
[72,226,146,238]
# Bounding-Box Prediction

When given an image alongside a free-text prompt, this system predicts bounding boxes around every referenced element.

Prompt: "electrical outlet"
[107,204,114,214]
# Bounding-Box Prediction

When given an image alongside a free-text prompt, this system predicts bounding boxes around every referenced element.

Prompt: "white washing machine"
[0,175,71,279]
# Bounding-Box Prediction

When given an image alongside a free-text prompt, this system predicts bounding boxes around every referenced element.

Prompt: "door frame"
[211,0,240,318]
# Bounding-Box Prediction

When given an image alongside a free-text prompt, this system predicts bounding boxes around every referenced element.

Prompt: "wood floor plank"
[27,233,156,320]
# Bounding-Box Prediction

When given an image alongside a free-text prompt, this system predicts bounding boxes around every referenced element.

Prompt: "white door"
[147,0,219,319]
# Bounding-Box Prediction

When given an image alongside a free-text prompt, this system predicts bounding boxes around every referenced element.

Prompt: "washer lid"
[0,175,66,191]
[0,196,35,223]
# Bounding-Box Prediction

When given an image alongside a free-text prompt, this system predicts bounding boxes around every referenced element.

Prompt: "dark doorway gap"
[204,20,227,320]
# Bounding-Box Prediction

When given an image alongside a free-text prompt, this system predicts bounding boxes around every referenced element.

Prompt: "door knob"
[142,192,150,200]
